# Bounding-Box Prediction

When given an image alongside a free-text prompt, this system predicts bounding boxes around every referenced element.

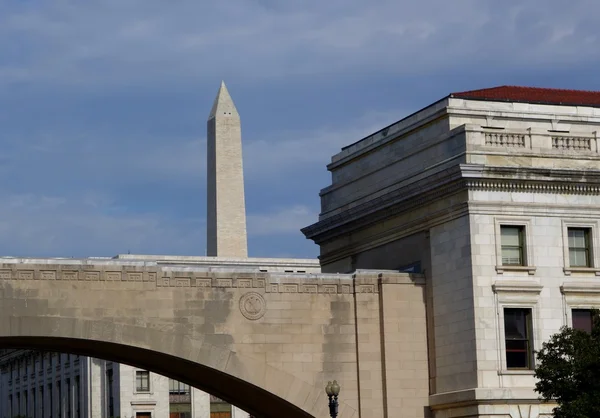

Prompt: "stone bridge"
[0,257,428,418]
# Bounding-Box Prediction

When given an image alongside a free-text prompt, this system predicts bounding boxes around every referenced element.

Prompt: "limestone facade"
[0,349,249,418]
[303,89,600,417]
[0,255,427,418]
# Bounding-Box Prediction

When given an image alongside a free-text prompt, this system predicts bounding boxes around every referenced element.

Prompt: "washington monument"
[206,81,249,257]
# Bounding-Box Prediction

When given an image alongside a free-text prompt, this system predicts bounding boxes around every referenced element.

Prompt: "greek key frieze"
[63,271,78,281]
[301,284,318,293]
[175,278,191,287]
[195,278,212,287]
[216,278,233,288]
[237,279,253,288]
[17,271,34,280]
[127,272,143,282]
[0,266,367,295]
[40,271,56,280]
[320,285,338,294]
[105,272,122,281]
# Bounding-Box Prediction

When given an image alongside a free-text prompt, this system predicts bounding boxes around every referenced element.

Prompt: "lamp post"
[325,380,340,418]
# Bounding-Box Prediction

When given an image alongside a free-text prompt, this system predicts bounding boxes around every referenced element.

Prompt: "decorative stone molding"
[239,292,266,320]
[492,280,543,304]
[552,136,592,151]
[0,263,423,295]
[563,267,600,276]
[560,282,600,296]
[485,132,526,147]
[561,282,600,308]
[307,163,600,246]
[466,180,600,194]
[496,265,537,275]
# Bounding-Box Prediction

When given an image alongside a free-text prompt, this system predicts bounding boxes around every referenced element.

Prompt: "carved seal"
[239,292,266,320]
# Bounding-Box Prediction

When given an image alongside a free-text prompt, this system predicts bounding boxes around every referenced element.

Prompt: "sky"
[0,0,600,259]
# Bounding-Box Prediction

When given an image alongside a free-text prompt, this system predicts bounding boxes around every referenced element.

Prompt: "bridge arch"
[0,334,312,418]
[0,260,373,418]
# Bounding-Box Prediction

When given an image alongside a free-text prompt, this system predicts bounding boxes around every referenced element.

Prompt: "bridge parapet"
[0,259,422,293]
[0,257,426,418]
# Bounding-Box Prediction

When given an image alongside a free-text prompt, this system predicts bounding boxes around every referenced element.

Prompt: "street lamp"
[325,380,340,418]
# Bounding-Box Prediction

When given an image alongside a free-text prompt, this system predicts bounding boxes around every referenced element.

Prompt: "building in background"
[302,85,600,417]
[0,349,250,418]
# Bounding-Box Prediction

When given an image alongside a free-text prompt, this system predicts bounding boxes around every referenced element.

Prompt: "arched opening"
[0,337,315,418]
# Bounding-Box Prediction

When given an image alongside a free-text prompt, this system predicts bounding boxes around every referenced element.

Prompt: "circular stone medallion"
[239,292,266,320]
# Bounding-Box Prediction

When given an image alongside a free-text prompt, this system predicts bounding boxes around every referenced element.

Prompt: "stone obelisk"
[206,81,248,258]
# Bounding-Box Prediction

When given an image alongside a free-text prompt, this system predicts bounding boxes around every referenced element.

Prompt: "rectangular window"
[75,375,81,418]
[40,386,44,418]
[136,370,150,392]
[107,369,114,417]
[67,378,72,418]
[501,225,525,266]
[169,379,190,394]
[573,309,593,333]
[504,308,534,369]
[48,383,53,418]
[568,228,592,267]
[57,380,62,418]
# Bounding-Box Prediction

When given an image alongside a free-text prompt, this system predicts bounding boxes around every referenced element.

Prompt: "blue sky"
[0,0,599,259]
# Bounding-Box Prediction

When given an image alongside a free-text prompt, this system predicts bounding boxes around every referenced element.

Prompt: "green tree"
[534,309,600,417]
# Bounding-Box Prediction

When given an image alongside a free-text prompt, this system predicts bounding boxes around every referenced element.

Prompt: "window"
[67,378,72,418]
[568,228,592,267]
[48,383,53,418]
[169,379,190,394]
[75,376,81,418]
[136,370,150,392]
[573,309,593,333]
[40,386,44,418]
[57,380,62,418]
[501,225,525,266]
[107,369,114,417]
[504,308,534,369]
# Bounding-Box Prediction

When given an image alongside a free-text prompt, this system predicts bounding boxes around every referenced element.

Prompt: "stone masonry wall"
[0,260,427,418]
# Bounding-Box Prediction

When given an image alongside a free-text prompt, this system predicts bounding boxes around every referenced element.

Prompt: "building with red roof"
[303,85,600,417]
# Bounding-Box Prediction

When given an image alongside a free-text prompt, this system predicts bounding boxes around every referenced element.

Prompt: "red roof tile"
[450,86,600,107]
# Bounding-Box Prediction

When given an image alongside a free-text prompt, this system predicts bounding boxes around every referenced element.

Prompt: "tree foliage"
[534,309,600,418]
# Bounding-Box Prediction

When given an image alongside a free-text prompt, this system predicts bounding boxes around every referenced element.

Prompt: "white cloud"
[0,1,598,86]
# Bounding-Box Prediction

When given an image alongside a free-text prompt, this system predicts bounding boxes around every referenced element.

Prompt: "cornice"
[302,166,467,243]
[318,203,469,266]
[466,179,600,194]
[304,164,600,245]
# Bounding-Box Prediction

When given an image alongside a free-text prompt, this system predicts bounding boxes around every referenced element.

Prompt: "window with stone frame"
[136,370,150,392]
[568,227,592,267]
[501,225,526,266]
[572,309,594,333]
[504,308,534,369]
